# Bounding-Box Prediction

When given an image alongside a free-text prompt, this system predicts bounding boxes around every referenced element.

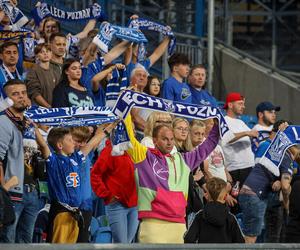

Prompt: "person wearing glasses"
[172,117,193,153]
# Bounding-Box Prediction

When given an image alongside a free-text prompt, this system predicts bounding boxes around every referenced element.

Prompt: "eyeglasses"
[175,127,189,132]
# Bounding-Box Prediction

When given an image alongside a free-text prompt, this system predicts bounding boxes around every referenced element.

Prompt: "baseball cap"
[224,92,244,109]
[256,101,280,115]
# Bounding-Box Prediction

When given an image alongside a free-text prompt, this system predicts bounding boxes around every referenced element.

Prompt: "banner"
[112,90,233,143]
[258,126,300,176]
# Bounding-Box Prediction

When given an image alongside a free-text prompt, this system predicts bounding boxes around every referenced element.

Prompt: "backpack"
[0,186,15,231]
[90,216,112,243]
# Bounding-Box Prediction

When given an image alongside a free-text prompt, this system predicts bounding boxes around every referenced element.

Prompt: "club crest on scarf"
[258,126,300,176]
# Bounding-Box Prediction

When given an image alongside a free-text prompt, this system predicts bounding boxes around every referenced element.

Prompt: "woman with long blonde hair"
[172,117,193,153]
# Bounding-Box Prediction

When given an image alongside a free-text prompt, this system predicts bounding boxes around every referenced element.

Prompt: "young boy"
[184,177,244,243]
[70,127,94,243]
[34,123,116,243]
[162,53,192,103]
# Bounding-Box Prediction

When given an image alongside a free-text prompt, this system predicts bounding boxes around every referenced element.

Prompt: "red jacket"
[91,140,137,208]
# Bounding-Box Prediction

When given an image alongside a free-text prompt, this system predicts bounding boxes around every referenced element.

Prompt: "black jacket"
[286,176,300,243]
[184,201,245,243]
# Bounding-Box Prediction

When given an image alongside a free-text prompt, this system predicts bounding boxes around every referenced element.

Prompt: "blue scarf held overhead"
[31,2,106,25]
[0,1,28,31]
[128,17,176,59]
[258,126,300,176]
[92,22,148,54]
[112,90,234,144]
[24,105,129,156]
[24,106,118,127]
[105,67,129,108]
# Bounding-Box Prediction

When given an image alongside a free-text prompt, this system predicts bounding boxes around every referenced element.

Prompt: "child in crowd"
[70,127,94,243]
[184,177,245,243]
[34,123,116,243]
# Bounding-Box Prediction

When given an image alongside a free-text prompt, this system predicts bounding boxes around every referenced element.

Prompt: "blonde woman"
[141,112,172,148]
[172,117,193,153]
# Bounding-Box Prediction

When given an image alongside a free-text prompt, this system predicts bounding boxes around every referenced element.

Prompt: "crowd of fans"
[0,0,300,245]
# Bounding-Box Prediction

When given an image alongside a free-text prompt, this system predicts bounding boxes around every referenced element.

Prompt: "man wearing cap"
[253,101,283,243]
[221,92,258,187]
[253,101,280,132]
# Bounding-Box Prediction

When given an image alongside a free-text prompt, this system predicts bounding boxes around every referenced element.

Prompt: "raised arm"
[91,65,115,92]
[75,19,96,39]
[103,40,130,65]
[124,114,147,164]
[80,122,117,157]
[148,36,170,67]
[183,121,219,171]
[35,127,50,159]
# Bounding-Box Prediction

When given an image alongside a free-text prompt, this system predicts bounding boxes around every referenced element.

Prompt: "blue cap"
[256,101,280,115]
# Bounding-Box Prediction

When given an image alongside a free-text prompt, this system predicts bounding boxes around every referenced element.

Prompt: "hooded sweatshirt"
[184,202,245,243]
[124,115,219,223]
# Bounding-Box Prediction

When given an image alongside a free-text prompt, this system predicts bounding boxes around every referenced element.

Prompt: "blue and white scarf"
[251,130,271,153]
[113,90,234,143]
[0,29,35,59]
[105,67,128,108]
[66,35,80,59]
[0,0,28,31]
[0,64,22,100]
[0,63,21,82]
[258,126,300,176]
[31,2,106,25]
[128,17,176,59]
[93,22,148,54]
[25,106,118,127]
[24,105,128,155]
[23,34,36,60]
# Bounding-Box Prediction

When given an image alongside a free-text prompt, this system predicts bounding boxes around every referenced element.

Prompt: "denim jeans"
[105,201,138,243]
[239,193,268,237]
[264,192,284,243]
[0,186,39,243]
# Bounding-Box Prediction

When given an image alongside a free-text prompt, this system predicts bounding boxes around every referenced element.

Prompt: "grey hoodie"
[0,114,24,201]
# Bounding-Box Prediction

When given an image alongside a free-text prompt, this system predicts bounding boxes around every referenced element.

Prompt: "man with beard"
[253,101,281,139]
[253,102,284,243]
[221,92,258,187]
[0,42,24,102]
[0,79,34,243]
[49,32,67,83]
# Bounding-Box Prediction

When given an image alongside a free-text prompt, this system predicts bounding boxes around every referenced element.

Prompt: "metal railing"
[1,243,300,249]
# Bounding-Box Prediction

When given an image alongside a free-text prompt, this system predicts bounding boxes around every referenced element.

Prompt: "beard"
[13,104,27,112]
[262,116,273,126]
